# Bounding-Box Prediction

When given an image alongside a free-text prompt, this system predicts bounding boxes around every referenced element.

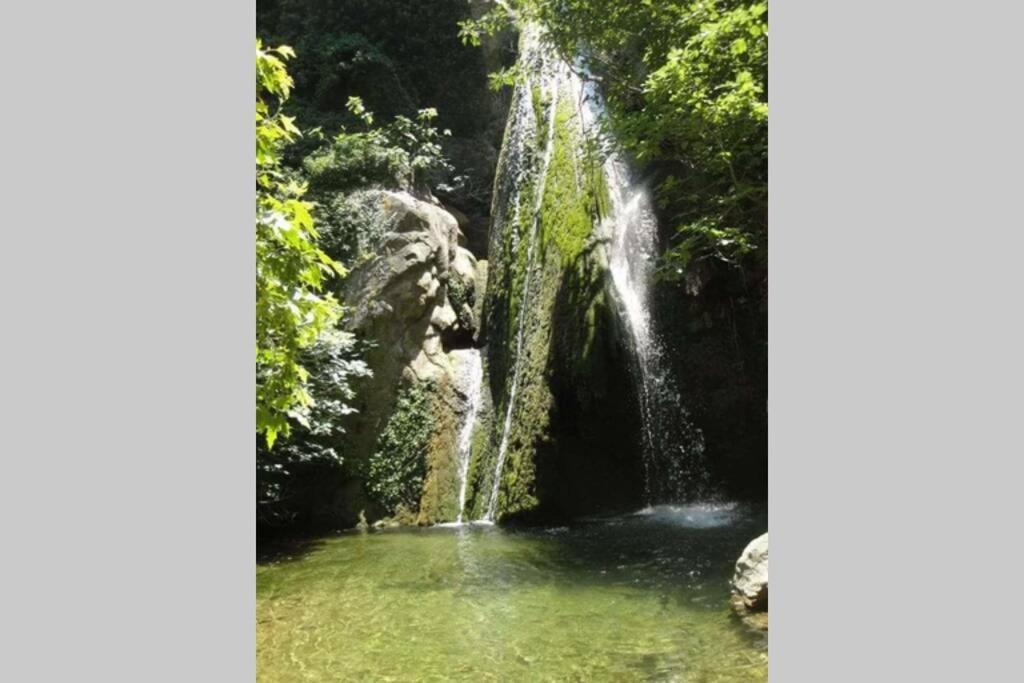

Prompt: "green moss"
[532,82,547,149]
[479,77,625,522]
[462,406,495,520]
[531,84,542,120]
[539,99,607,264]
[416,379,462,524]
[365,381,435,514]
[446,275,474,329]
[484,90,612,520]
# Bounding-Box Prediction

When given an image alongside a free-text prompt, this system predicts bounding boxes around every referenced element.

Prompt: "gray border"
[1,1,254,679]
[772,0,1021,679]
[3,0,1022,679]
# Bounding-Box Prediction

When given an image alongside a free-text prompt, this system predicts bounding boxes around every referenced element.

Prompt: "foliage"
[300,96,454,269]
[257,40,347,449]
[311,189,391,267]
[257,0,497,148]
[366,382,435,513]
[446,275,475,329]
[461,1,768,282]
[303,98,453,194]
[487,63,525,92]
[257,0,507,221]
[257,330,372,525]
[457,1,514,48]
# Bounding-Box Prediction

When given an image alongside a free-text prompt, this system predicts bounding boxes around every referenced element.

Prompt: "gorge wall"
[303,27,648,528]
[261,6,766,531]
[461,27,647,523]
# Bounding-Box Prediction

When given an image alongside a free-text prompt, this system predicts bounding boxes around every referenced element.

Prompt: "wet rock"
[730,532,768,630]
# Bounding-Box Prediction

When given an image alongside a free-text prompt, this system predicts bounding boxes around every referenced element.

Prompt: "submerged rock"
[730,532,768,630]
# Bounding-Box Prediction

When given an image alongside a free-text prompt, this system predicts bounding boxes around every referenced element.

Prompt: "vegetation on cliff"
[257,0,510,255]
[255,37,460,527]
[365,381,435,515]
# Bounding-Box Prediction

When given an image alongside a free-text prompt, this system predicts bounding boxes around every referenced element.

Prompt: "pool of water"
[257,503,767,681]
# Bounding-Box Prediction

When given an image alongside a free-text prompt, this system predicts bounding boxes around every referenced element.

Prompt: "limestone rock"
[343,191,481,384]
[337,191,485,524]
[730,533,768,630]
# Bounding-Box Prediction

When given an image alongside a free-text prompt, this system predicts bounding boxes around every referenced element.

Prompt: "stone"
[343,190,479,356]
[451,246,478,286]
[336,190,484,523]
[730,532,768,630]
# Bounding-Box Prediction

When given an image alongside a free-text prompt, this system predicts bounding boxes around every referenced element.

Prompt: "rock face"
[730,533,768,629]
[344,191,479,384]
[335,191,487,525]
[459,26,646,523]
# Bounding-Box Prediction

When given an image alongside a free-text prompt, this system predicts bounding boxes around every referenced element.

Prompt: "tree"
[256,41,345,448]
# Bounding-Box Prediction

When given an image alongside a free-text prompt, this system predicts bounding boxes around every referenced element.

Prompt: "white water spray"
[450,348,484,524]
[579,79,709,503]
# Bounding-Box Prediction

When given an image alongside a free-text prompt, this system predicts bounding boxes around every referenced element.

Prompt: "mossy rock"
[480,53,646,523]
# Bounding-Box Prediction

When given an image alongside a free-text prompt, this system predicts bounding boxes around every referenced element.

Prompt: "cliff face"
[655,270,768,501]
[461,28,646,523]
[297,23,762,530]
[291,191,487,528]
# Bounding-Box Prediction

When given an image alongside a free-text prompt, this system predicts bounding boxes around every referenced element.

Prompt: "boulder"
[343,191,480,384]
[730,532,768,630]
[337,191,485,525]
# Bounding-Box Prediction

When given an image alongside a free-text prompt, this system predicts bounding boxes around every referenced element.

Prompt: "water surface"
[257,503,767,681]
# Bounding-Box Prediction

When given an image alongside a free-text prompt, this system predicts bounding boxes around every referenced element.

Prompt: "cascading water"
[481,27,709,521]
[579,81,711,504]
[450,348,484,524]
[481,30,564,523]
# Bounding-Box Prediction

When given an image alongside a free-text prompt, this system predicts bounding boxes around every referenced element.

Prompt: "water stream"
[449,348,484,524]
[580,79,711,504]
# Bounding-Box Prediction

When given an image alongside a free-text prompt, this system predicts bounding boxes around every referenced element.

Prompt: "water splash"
[632,503,741,528]
[449,348,484,524]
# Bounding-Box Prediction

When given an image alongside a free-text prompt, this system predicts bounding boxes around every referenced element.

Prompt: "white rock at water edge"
[730,532,767,627]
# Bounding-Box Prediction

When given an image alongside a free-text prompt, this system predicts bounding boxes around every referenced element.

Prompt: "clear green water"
[257,504,767,682]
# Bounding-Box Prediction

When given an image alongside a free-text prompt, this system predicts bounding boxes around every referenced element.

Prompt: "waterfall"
[579,81,711,504]
[450,348,484,524]
[482,31,565,522]
[481,28,709,522]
